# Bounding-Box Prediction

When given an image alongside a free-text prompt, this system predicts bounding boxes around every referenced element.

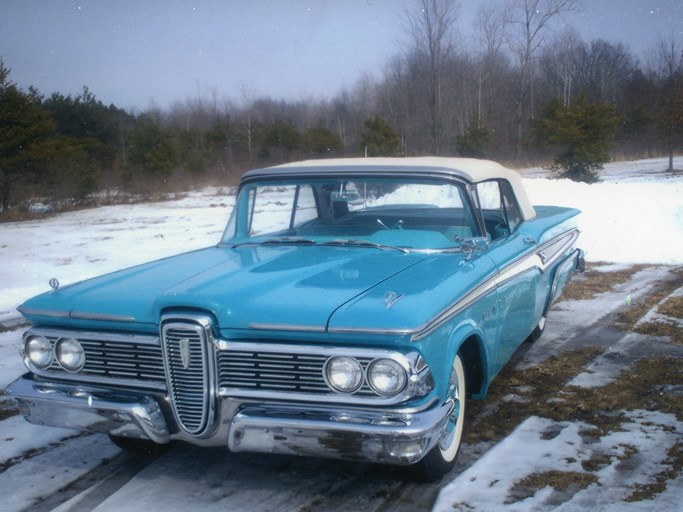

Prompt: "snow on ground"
[522,156,683,265]
[434,411,683,512]
[0,157,681,511]
[0,434,120,512]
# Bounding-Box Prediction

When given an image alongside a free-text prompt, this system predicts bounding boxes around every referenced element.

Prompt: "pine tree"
[258,121,302,161]
[128,120,179,176]
[535,95,617,183]
[0,60,59,211]
[303,124,342,157]
[360,116,401,157]
[456,125,490,158]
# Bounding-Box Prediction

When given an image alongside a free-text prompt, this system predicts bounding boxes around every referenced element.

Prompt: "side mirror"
[460,237,489,260]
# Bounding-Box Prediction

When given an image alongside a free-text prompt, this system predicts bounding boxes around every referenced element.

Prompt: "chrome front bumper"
[5,375,171,443]
[6,374,451,465]
[227,400,452,465]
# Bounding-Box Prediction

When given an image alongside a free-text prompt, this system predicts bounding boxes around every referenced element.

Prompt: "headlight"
[367,359,407,396]
[25,335,53,369]
[55,338,85,372]
[324,356,363,393]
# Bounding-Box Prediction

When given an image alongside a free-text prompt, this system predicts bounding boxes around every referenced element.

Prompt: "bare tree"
[505,0,581,154]
[539,28,582,107]
[573,39,635,104]
[237,83,259,162]
[651,36,683,171]
[405,0,460,154]
[474,5,510,128]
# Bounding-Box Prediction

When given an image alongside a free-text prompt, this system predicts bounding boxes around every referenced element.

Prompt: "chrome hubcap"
[440,380,461,450]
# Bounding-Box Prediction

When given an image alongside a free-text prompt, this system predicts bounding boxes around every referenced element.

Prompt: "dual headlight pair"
[24,335,85,372]
[324,356,406,396]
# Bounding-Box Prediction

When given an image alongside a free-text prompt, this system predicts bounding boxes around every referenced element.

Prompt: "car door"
[477,180,544,371]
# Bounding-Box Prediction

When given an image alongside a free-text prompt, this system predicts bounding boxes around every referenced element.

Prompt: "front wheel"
[410,353,467,482]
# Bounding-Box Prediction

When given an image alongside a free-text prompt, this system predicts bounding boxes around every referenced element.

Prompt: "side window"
[477,181,501,210]
[292,185,318,227]
[477,180,522,240]
[500,181,522,233]
[248,184,319,236]
[249,186,292,236]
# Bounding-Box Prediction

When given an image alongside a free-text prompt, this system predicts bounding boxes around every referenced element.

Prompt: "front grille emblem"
[179,338,191,369]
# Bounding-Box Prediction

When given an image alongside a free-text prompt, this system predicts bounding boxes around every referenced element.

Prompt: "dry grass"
[658,295,683,319]
[468,354,683,442]
[635,320,683,345]
[506,471,599,504]
[464,348,603,444]
[614,268,683,332]
[559,263,653,302]
[626,441,683,502]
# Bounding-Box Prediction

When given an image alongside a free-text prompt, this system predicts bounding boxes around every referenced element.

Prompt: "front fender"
[424,320,492,404]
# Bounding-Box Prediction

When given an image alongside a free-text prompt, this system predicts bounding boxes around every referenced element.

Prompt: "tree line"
[1,0,682,217]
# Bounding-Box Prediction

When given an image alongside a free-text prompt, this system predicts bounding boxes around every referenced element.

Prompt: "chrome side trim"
[410,228,579,341]
[17,307,70,318]
[17,307,135,323]
[536,229,580,272]
[410,278,498,341]
[69,311,137,322]
[326,326,415,336]
[23,327,159,345]
[548,248,581,307]
[247,323,326,333]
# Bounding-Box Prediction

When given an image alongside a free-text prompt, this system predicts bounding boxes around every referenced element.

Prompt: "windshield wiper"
[259,237,318,245]
[321,239,408,253]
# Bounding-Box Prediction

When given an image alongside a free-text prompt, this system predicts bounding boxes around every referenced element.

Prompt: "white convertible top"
[267,157,536,221]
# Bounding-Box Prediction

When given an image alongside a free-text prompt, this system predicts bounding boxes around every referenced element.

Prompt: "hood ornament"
[384,291,403,309]
[49,278,60,291]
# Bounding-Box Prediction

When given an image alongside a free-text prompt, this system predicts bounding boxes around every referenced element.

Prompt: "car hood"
[21,244,476,332]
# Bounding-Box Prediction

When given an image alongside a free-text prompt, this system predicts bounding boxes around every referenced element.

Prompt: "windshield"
[222,176,479,251]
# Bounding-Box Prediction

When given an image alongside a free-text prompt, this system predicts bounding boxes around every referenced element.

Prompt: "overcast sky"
[1,0,681,111]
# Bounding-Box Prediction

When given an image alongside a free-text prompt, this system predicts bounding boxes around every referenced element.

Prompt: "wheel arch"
[443,324,490,400]
[457,335,487,399]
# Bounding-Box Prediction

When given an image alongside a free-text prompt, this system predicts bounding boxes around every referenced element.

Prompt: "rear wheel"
[526,315,547,343]
[108,435,169,456]
[410,353,466,482]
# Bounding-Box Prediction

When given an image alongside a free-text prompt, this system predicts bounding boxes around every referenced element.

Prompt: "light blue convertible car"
[6,157,583,480]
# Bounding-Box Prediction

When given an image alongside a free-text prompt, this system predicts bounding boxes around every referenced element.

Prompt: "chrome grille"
[162,322,211,435]
[217,349,376,396]
[41,333,165,384]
